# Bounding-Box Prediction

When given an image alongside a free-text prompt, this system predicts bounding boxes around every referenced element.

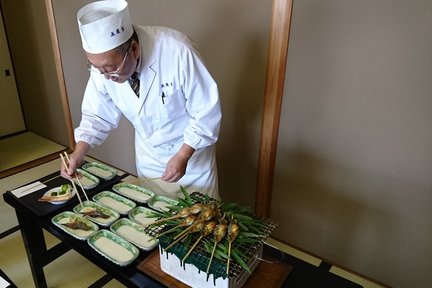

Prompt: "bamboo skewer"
[150,207,192,226]
[182,221,216,263]
[207,215,227,274]
[163,230,189,251]
[143,177,161,181]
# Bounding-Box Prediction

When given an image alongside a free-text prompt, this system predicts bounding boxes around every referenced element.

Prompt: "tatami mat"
[267,238,385,288]
[0,132,65,172]
[0,229,124,287]
[0,159,63,232]
[0,157,125,287]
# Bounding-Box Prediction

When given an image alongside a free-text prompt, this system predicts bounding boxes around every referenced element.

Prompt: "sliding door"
[0,9,25,137]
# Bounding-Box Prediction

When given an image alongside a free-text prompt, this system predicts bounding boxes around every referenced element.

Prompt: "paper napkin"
[11,181,47,198]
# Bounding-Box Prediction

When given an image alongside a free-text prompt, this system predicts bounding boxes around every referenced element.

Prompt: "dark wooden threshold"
[0,225,20,239]
[0,149,71,179]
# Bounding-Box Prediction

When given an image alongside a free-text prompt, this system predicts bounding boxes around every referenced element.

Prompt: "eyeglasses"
[86,42,132,78]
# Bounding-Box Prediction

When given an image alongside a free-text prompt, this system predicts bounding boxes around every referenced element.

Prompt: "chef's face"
[86,40,139,83]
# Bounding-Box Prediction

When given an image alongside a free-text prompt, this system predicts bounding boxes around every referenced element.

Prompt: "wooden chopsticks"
[64,152,89,201]
[60,152,89,205]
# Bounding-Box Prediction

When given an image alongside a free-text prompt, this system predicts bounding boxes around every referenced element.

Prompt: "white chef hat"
[77,0,133,54]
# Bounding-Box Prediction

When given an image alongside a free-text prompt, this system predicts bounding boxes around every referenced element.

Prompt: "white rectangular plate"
[148,195,179,212]
[112,182,155,204]
[128,206,159,226]
[74,168,100,190]
[87,229,139,266]
[52,211,99,240]
[93,190,136,215]
[73,200,120,227]
[82,162,117,180]
[110,218,158,251]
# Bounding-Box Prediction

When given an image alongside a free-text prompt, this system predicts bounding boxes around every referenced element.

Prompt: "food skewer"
[60,153,83,206]
[206,215,227,274]
[182,220,217,263]
[189,203,204,214]
[164,220,205,252]
[226,217,240,275]
[198,203,219,221]
[155,214,196,240]
[149,188,271,278]
[172,220,199,240]
[149,207,191,226]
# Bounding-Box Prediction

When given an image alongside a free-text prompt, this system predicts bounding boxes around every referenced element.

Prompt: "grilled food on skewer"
[172,203,219,240]
[155,214,196,240]
[147,186,273,278]
[189,202,204,214]
[150,207,191,226]
[226,218,240,275]
[164,220,205,251]
[182,220,217,263]
[206,215,228,274]
[198,203,219,221]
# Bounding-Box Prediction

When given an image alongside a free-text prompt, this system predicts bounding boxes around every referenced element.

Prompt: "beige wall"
[1,0,68,145]
[272,1,432,287]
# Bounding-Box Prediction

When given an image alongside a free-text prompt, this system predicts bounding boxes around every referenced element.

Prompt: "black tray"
[7,168,128,218]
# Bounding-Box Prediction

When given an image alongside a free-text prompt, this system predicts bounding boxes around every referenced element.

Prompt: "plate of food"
[73,200,120,227]
[112,182,155,204]
[147,195,179,212]
[110,218,158,251]
[73,168,100,190]
[81,162,118,180]
[92,191,136,215]
[39,184,76,204]
[52,211,99,240]
[87,229,139,266]
[128,206,159,226]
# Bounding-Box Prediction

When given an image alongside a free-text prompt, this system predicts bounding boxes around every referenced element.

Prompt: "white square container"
[159,244,262,288]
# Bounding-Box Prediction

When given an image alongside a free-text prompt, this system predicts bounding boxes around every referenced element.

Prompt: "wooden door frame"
[255,0,293,217]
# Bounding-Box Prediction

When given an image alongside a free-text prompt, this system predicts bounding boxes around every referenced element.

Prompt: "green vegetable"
[56,184,71,195]
[60,184,70,193]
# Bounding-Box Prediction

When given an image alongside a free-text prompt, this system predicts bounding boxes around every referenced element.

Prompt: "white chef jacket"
[75,26,222,198]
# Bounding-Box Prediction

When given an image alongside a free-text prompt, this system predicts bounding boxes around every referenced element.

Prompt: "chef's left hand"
[161,144,195,182]
[161,154,188,182]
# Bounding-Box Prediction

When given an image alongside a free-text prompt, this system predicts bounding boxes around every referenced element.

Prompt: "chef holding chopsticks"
[61,0,221,199]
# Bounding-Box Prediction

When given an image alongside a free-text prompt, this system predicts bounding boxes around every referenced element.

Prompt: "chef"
[61,0,222,198]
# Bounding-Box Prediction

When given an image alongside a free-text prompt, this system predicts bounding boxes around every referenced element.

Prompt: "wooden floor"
[0,135,385,288]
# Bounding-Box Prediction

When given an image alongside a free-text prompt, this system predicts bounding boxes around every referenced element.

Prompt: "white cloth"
[77,0,133,53]
[75,26,222,198]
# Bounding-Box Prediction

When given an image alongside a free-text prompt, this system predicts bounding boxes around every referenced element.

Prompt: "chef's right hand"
[60,142,90,179]
[60,153,82,180]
